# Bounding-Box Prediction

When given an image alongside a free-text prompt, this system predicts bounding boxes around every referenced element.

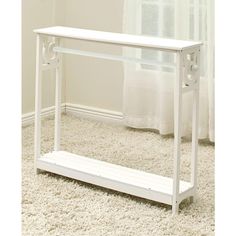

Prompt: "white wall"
[22,0,124,115]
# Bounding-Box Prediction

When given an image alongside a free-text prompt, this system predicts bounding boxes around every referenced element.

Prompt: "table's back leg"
[54,38,63,151]
[190,48,201,203]
[34,34,43,174]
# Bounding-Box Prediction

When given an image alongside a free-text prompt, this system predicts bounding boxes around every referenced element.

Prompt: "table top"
[34,26,202,51]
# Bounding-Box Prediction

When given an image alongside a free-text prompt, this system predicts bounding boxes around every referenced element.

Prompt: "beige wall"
[64,0,124,112]
[22,0,124,115]
[22,0,64,114]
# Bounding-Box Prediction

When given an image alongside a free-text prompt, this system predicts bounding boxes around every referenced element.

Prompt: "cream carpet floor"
[22,114,214,236]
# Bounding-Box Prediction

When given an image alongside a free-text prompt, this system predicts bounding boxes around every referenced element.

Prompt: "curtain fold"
[123,0,214,142]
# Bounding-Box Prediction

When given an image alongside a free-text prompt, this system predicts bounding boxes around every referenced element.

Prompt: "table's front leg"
[34,35,62,174]
[34,34,43,174]
[181,47,201,203]
[172,51,183,215]
[172,47,201,214]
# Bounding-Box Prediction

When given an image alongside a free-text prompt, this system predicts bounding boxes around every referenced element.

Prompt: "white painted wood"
[34,35,43,173]
[172,52,183,215]
[178,186,194,204]
[54,38,62,151]
[191,49,200,202]
[182,85,196,94]
[34,26,202,51]
[37,151,192,205]
[34,26,202,214]
[42,62,59,71]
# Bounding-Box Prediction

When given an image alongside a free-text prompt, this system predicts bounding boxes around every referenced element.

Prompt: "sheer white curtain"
[123,0,214,142]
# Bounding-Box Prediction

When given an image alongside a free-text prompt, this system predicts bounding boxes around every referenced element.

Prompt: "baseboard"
[22,103,123,127]
[22,104,66,127]
[65,103,123,124]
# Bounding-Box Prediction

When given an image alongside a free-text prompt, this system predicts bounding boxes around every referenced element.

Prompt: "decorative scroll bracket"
[41,36,60,70]
[182,48,200,88]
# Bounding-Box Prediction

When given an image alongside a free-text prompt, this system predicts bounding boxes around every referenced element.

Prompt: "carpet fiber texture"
[22,114,214,236]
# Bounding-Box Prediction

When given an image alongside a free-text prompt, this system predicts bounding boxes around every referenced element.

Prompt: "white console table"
[34,26,202,215]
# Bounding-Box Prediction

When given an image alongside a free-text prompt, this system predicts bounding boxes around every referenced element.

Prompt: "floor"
[22,114,214,236]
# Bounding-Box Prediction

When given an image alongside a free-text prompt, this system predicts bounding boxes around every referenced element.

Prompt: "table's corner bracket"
[41,36,61,70]
[181,47,201,90]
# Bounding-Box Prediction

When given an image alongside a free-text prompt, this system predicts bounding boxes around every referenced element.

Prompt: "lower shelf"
[37,151,193,205]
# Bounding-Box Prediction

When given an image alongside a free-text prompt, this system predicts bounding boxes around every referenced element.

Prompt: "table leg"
[54,38,62,151]
[34,34,43,174]
[190,49,200,202]
[172,51,183,215]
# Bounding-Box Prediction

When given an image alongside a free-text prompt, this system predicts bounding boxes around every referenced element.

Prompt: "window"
[141,0,175,72]
[140,0,207,73]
